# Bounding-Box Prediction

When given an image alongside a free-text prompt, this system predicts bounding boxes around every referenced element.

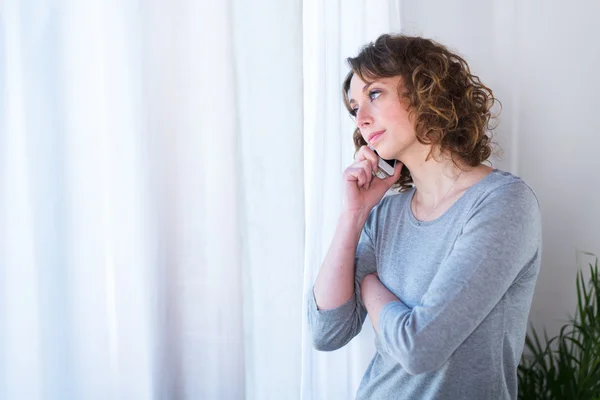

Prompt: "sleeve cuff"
[308,285,356,322]
[378,300,411,335]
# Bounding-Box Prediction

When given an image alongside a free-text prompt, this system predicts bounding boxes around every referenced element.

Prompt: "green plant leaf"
[519,252,600,399]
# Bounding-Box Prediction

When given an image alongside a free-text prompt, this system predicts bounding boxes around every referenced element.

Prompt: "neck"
[396,145,464,208]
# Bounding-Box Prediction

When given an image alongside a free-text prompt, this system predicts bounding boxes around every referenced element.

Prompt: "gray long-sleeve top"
[307,169,542,399]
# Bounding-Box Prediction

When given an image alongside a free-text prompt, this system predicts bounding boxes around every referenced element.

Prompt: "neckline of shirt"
[406,168,500,227]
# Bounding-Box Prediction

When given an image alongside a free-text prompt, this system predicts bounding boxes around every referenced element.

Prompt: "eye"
[350,90,382,117]
[369,89,382,101]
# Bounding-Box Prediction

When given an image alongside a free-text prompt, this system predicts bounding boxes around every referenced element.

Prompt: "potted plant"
[518,252,600,399]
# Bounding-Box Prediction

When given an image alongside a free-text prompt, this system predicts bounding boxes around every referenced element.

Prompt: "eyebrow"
[349,81,379,105]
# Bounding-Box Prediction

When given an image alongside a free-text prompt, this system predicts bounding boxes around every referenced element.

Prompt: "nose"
[355,104,373,129]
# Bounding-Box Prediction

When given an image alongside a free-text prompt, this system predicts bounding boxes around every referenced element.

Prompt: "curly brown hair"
[342,34,502,192]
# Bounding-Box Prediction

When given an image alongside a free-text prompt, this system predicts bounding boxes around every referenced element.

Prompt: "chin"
[374,146,397,161]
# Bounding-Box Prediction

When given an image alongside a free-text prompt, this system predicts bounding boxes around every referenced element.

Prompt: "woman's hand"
[365,271,378,280]
[342,146,402,214]
[360,271,400,333]
[360,271,380,295]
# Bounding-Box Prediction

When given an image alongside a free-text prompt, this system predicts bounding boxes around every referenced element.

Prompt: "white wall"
[400,0,600,339]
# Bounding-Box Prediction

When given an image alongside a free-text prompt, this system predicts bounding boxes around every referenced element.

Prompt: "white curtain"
[0,1,303,399]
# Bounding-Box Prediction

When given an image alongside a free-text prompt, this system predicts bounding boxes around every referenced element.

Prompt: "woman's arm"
[307,207,379,351]
[313,209,369,310]
[360,272,400,333]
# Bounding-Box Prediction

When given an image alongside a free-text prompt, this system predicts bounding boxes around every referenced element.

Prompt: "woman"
[307,34,542,400]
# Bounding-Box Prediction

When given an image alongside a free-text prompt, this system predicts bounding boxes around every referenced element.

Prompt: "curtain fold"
[0,1,303,399]
[231,0,304,398]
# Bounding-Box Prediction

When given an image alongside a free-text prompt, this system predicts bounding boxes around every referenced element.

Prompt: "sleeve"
[376,182,542,374]
[306,207,380,351]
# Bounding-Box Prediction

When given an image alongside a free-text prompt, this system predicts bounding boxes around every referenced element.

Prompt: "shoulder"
[474,169,540,213]
[466,169,542,240]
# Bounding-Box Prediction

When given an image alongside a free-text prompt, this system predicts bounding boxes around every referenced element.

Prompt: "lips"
[368,130,385,143]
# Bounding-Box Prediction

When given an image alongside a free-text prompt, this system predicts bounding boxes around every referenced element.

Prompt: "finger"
[350,159,373,188]
[346,165,367,187]
[360,160,373,190]
[356,168,367,187]
[361,160,373,187]
[355,145,379,172]
[343,168,359,183]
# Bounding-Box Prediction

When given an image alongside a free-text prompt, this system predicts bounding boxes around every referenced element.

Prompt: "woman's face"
[348,74,417,161]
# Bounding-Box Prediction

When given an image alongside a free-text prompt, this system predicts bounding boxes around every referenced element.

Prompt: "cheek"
[383,106,415,140]
[382,103,409,125]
